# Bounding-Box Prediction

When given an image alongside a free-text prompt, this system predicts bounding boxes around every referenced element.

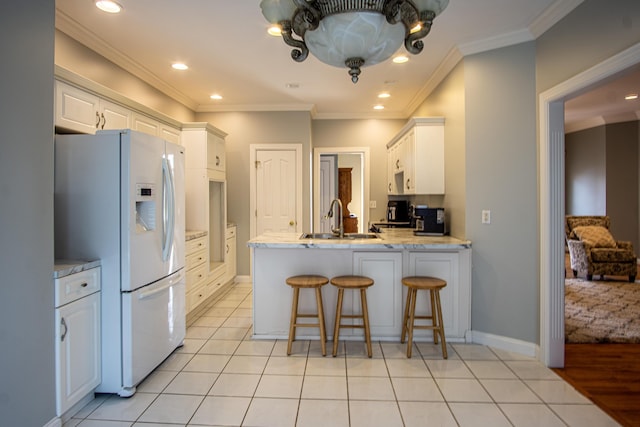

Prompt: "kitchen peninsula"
[248,229,472,343]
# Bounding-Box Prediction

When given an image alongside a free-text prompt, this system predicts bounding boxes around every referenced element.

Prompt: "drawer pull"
[60,318,68,342]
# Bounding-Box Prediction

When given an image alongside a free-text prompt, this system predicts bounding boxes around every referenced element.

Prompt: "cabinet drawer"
[186,236,207,254]
[187,284,207,312]
[186,263,208,292]
[55,267,101,307]
[186,248,207,270]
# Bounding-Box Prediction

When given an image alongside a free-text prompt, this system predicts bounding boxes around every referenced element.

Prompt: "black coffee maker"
[386,200,410,223]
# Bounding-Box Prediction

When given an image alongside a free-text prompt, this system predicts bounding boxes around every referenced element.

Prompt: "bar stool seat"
[401,276,447,359]
[330,275,374,357]
[286,274,329,356]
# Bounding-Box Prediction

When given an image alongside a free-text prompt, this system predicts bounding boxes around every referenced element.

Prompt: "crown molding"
[529,0,585,39]
[55,8,198,111]
[458,28,534,56]
[403,47,463,117]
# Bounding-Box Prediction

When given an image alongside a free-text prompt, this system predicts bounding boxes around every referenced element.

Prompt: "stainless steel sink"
[300,232,380,240]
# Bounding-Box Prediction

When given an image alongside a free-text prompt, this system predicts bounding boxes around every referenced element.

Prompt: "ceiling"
[55,0,639,128]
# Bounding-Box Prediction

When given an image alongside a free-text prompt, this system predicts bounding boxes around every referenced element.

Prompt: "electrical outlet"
[369,200,376,208]
[482,210,491,224]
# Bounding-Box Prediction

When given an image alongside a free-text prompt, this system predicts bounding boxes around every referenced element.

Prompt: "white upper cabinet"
[55,80,101,134]
[181,122,227,176]
[387,117,445,195]
[55,78,181,144]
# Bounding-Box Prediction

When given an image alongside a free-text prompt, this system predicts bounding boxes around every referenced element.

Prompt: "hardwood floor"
[553,344,640,427]
[558,254,640,426]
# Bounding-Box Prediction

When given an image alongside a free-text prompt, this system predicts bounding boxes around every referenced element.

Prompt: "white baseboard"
[43,418,61,427]
[469,330,538,358]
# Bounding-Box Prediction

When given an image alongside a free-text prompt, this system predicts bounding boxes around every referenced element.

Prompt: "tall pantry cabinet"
[181,122,234,315]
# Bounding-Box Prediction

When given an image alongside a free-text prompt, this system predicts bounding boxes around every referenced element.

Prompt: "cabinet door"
[225,227,237,283]
[160,125,181,145]
[55,80,100,134]
[207,132,226,171]
[99,99,131,131]
[132,112,160,136]
[407,252,463,339]
[352,252,403,337]
[403,130,416,193]
[55,292,101,416]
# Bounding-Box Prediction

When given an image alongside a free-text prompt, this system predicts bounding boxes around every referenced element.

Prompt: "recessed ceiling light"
[95,0,122,14]
[171,63,188,71]
[378,93,391,99]
[374,105,385,110]
[286,83,300,89]
[268,25,282,37]
[210,94,223,100]
[393,55,409,64]
[625,93,638,100]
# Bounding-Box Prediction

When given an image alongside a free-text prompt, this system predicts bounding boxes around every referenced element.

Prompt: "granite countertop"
[54,259,101,279]
[247,228,471,250]
[186,230,207,241]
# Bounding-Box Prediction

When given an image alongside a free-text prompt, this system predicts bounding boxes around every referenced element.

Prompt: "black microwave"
[414,207,446,235]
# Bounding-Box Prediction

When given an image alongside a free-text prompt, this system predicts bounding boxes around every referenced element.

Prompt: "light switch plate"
[482,210,491,224]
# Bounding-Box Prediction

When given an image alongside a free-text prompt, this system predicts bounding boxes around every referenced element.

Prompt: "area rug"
[565,277,640,343]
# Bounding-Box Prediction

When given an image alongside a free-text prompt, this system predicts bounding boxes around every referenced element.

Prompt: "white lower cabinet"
[225,225,237,284]
[352,252,403,337]
[55,267,101,416]
[407,251,470,340]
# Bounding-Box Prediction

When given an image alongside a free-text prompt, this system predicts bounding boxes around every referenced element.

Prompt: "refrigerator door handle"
[162,157,175,261]
[138,271,184,300]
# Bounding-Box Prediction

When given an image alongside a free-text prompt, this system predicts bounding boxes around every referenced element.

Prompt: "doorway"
[539,42,640,367]
[313,147,370,233]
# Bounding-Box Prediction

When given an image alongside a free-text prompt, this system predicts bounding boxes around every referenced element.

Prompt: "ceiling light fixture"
[95,0,122,14]
[260,0,449,84]
[374,105,385,110]
[393,55,409,64]
[625,93,638,100]
[171,63,189,70]
[378,93,391,98]
[210,94,223,100]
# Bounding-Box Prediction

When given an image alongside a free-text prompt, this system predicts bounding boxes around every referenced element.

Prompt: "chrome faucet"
[325,198,344,238]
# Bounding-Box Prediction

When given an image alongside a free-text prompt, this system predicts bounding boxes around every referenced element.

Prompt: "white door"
[319,155,337,233]
[255,149,298,234]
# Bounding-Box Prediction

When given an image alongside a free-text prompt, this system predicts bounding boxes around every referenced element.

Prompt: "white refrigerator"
[55,129,186,397]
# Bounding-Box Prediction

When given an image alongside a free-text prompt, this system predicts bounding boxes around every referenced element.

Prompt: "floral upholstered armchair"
[565,215,637,282]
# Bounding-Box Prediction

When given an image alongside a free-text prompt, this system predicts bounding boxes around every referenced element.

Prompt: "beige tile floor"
[64,282,620,427]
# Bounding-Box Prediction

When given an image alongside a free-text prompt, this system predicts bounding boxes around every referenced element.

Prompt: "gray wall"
[312,119,405,226]
[196,111,313,276]
[464,42,539,343]
[0,1,56,425]
[411,62,467,238]
[536,0,640,94]
[606,121,639,248]
[566,127,607,215]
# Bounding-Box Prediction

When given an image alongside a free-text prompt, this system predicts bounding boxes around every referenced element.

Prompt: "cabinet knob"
[289,220,295,226]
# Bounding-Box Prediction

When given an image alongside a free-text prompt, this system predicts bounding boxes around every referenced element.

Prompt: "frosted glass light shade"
[304,12,405,68]
[260,0,297,23]
[412,0,449,16]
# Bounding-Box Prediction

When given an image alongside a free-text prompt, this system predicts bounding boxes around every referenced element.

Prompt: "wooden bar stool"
[286,275,329,356]
[401,276,448,359]
[330,275,374,358]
